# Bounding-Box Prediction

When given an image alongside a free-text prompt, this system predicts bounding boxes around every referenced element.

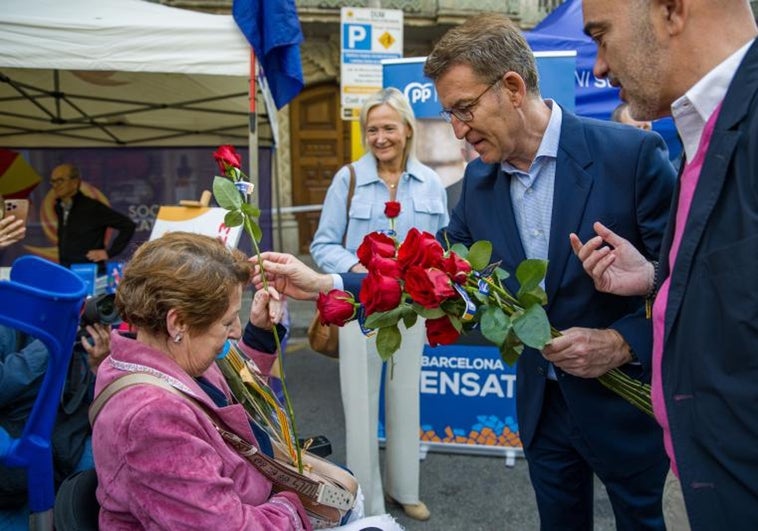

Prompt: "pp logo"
[404,82,434,104]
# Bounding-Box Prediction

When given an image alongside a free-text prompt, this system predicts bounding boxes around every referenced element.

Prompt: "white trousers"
[338,319,424,516]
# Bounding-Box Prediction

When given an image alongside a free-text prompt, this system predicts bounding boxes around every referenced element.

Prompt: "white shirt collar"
[671,39,754,161]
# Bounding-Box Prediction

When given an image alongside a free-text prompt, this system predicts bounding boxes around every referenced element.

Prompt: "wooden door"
[290,84,350,255]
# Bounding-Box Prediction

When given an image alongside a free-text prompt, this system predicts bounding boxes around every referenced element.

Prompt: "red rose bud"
[404,266,458,309]
[213,145,242,175]
[443,252,473,284]
[359,270,402,316]
[426,316,460,347]
[356,231,397,268]
[397,228,444,271]
[384,201,401,219]
[317,290,357,326]
[370,255,402,278]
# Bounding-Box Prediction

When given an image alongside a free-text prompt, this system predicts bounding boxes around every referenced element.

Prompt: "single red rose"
[384,201,401,219]
[359,270,402,316]
[356,231,396,268]
[426,316,460,347]
[213,145,242,175]
[397,228,444,272]
[404,266,458,309]
[442,252,473,284]
[317,289,357,326]
[370,255,402,278]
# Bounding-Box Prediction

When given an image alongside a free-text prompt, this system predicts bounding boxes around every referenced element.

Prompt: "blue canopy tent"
[525,0,682,161]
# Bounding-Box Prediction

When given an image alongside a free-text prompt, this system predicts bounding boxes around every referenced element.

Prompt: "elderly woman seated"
[90,232,400,531]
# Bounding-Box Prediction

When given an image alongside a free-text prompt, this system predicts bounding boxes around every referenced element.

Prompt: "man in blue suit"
[423,13,675,530]
[255,13,675,530]
[574,1,758,529]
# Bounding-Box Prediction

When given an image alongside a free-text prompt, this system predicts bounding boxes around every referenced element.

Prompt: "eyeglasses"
[50,177,73,186]
[440,78,501,123]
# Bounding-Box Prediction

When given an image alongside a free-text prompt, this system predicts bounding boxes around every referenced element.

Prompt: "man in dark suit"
[423,13,675,530]
[258,14,675,530]
[574,1,758,529]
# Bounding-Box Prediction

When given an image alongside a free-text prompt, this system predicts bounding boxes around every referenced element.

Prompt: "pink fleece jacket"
[92,332,311,530]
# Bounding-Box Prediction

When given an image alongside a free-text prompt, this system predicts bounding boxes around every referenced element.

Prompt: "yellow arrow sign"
[378,31,395,49]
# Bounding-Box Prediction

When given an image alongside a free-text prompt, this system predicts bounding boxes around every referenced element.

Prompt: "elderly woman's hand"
[250,286,285,329]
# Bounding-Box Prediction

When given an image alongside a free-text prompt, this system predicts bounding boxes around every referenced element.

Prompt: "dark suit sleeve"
[610,132,676,369]
[95,203,136,259]
[438,165,474,247]
[339,272,366,297]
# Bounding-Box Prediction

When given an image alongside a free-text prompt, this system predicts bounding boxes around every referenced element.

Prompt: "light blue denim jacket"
[310,152,449,273]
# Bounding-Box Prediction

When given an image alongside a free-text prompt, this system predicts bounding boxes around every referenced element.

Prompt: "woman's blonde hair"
[359,87,418,165]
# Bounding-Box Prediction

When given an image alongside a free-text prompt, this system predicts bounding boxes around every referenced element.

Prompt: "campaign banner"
[382,52,577,118]
[418,343,521,453]
[150,206,243,248]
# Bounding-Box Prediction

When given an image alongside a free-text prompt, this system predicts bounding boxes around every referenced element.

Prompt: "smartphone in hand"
[2,199,29,225]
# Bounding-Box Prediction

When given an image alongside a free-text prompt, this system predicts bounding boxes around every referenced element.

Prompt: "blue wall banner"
[382,52,577,119]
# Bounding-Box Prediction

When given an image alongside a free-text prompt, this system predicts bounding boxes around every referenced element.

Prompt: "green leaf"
[499,332,524,366]
[515,259,548,293]
[364,307,403,329]
[494,267,510,281]
[246,218,263,243]
[411,303,446,319]
[468,240,493,270]
[481,306,510,347]
[450,243,469,259]
[241,203,261,218]
[224,209,244,228]
[402,311,418,330]
[512,304,552,349]
[213,176,243,210]
[517,286,548,307]
[376,325,401,361]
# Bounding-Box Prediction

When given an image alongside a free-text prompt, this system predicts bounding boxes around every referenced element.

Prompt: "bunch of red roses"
[317,201,654,416]
[317,201,554,364]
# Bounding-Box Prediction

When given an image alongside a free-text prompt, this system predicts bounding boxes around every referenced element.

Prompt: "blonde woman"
[310,87,448,519]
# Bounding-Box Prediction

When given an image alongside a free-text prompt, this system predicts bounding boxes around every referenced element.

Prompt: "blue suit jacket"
[660,40,758,529]
[444,110,675,472]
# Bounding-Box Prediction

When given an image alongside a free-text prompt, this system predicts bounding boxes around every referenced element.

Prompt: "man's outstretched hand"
[569,222,653,297]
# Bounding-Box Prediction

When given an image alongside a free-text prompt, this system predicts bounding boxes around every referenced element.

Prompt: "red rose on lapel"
[356,232,396,268]
[317,290,357,326]
[404,266,458,309]
[425,316,460,346]
[213,145,242,175]
[397,228,444,271]
[359,270,402,315]
[384,201,401,219]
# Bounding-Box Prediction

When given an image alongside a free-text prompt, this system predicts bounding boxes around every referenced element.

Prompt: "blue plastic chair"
[0,256,86,531]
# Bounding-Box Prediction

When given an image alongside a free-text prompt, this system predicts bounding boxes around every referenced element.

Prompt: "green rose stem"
[463,275,653,417]
[214,175,303,473]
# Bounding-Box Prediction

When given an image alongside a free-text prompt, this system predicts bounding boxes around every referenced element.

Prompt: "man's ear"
[654,0,687,36]
[502,71,527,106]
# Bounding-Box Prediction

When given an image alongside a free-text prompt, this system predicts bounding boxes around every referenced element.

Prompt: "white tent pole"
[248,52,259,209]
